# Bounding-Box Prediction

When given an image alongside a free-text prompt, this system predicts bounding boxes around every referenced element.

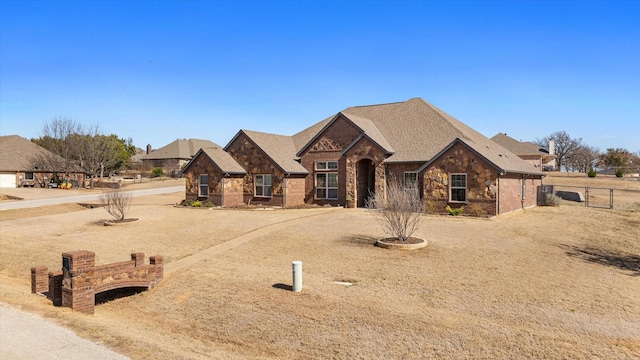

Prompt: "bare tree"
[76,127,120,188]
[31,117,84,181]
[566,145,600,173]
[535,131,582,171]
[99,187,132,221]
[32,117,131,188]
[366,176,423,241]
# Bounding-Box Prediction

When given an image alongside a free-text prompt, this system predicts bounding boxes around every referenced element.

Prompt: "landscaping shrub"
[99,188,132,221]
[151,167,164,177]
[366,176,422,241]
[587,167,597,178]
[615,168,624,178]
[424,200,439,214]
[446,205,464,216]
[192,200,202,207]
[183,199,194,207]
[544,193,562,207]
[468,204,486,217]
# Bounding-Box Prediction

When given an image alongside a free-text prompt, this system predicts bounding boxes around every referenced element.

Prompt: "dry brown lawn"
[1,175,639,359]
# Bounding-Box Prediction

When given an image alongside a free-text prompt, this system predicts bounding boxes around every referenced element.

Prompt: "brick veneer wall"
[284,177,306,207]
[31,251,163,314]
[386,163,424,193]
[498,175,541,214]
[422,142,499,216]
[299,115,362,205]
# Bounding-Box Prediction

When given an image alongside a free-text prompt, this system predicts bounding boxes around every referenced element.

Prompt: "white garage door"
[0,173,17,188]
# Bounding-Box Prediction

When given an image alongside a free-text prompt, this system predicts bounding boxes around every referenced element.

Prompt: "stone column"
[31,266,48,293]
[150,255,164,286]
[61,250,96,314]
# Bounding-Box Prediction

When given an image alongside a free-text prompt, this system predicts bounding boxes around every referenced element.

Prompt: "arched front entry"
[356,159,376,207]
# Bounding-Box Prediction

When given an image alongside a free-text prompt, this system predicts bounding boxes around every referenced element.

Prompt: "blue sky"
[1,0,638,152]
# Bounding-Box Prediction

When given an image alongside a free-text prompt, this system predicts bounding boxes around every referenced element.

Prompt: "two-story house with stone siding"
[184,98,545,216]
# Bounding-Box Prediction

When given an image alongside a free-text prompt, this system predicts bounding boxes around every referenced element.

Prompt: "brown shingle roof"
[490,133,550,157]
[295,98,542,175]
[227,130,308,175]
[0,135,64,172]
[292,115,333,151]
[186,146,246,174]
[142,138,219,160]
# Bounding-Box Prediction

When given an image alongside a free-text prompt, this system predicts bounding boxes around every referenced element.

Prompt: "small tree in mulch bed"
[366,176,423,242]
[99,187,132,222]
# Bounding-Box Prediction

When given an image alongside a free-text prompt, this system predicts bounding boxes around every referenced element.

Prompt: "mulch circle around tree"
[104,218,141,226]
[374,237,427,250]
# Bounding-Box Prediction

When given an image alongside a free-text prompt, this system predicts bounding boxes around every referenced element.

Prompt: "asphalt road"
[0,303,129,360]
[0,186,183,211]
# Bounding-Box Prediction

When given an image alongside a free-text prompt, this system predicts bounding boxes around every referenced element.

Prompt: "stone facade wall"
[299,115,361,205]
[343,137,388,207]
[32,251,163,314]
[184,153,244,206]
[223,177,245,207]
[226,133,287,206]
[422,142,499,216]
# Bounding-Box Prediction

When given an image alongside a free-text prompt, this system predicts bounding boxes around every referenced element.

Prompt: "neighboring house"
[184,98,545,215]
[0,135,85,188]
[141,139,219,174]
[127,147,146,171]
[490,133,557,171]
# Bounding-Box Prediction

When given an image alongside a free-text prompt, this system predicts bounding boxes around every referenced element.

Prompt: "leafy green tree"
[602,148,631,168]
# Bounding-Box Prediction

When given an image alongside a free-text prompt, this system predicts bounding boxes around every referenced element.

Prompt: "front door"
[356,159,375,207]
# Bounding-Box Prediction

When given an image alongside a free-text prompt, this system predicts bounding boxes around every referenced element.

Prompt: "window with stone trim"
[199,174,208,197]
[25,172,34,180]
[450,173,467,202]
[255,174,272,197]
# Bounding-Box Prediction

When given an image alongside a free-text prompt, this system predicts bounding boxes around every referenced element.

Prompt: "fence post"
[610,188,614,209]
[585,187,589,207]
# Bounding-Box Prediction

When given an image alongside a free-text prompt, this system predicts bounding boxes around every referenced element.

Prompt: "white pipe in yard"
[292,261,302,292]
